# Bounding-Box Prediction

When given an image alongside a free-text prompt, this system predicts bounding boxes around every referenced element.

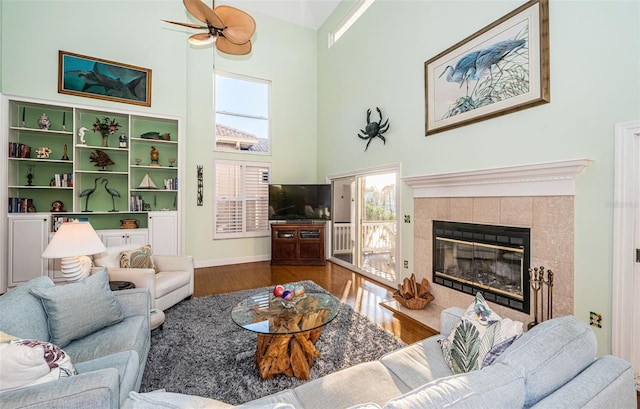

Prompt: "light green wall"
[316,0,640,355]
[0,1,318,266]
[183,10,318,264]
[2,0,639,355]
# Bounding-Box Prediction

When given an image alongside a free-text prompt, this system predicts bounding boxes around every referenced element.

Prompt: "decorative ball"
[294,285,305,297]
[282,290,293,300]
[274,285,285,298]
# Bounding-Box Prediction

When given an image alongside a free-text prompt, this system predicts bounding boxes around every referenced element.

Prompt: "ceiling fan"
[163,0,256,55]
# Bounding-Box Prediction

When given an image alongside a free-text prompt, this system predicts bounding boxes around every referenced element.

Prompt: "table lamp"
[42,220,106,282]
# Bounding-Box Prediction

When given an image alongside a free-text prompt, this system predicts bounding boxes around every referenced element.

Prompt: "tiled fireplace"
[404,159,590,324]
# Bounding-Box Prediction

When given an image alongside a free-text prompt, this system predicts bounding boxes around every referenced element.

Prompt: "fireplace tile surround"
[404,159,590,325]
[415,196,573,324]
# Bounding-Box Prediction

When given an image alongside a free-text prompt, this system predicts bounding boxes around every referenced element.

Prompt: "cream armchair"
[93,243,194,311]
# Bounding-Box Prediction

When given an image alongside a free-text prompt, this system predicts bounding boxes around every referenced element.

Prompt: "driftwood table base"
[255,327,323,380]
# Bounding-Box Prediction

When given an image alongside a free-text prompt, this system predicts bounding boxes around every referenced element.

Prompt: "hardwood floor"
[194,261,437,345]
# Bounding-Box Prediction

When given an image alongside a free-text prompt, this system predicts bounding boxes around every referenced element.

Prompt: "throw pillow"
[120,244,158,273]
[93,243,143,268]
[29,268,125,348]
[0,334,77,392]
[439,292,522,374]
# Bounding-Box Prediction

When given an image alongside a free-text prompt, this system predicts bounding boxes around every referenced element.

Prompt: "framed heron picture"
[58,51,152,107]
[424,0,549,135]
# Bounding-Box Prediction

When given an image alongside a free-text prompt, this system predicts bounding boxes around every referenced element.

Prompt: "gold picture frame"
[425,0,549,135]
[58,50,152,107]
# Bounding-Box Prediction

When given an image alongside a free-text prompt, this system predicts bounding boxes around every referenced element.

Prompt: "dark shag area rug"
[140,280,406,405]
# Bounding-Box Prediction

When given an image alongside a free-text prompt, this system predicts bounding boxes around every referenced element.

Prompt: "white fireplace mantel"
[403,159,592,198]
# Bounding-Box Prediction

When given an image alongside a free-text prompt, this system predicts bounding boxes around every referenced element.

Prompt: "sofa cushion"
[494,315,597,407]
[294,361,412,409]
[29,269,125,348]
[380,335,453,390]
[75,350,139,407]
[237,389,302,408]
[439,292,522,374]
[529,355,635,409]
[383,362,525,409]
[120,245,158,273]
[64,315,149,364]
[155,270,191,298]
[94,243,143,268]
[0,334,77,392]
[0,276,54,342]
[124,391,234,409]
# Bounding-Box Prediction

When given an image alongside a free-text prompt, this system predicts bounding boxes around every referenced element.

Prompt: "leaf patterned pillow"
[119,244,158,273]
[439,292,523,374]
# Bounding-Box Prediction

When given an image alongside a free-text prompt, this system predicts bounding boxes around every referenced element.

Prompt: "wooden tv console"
[270,223,326,266]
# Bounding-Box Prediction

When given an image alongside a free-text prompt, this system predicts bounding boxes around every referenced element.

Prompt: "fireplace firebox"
[433,221,530,313]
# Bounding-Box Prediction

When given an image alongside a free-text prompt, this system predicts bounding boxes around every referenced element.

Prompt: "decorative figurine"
[50,200,65,212]
[61,144,70,161]
[150,146,160,166]
[79,177,102,212]
[102,179,121,212]
[38,113,51,130]
[78,127,88,145]
[119,132,128,148]
[89,149,115,170]
[36,147,51,158]
[26,166,34,186]
[357,107,390,151]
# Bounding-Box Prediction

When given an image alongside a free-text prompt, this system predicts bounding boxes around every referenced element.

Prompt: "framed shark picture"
[58,50,152,107]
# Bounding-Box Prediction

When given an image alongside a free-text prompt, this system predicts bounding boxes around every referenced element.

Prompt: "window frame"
[213,159,271,239]
[213,70,271,155]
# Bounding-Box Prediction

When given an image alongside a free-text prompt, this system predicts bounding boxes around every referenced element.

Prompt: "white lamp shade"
[42,221,106,259]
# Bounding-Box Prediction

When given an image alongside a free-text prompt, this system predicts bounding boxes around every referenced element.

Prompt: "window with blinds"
[214,160,270,238]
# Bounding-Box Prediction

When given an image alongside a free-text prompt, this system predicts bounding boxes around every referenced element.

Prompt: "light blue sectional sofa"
[124,307,637,409]
[0,271,151,409]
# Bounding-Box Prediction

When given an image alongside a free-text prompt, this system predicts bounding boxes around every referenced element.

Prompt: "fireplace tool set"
[528,266,554,329]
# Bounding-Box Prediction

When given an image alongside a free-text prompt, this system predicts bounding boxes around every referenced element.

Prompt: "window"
[328,0,375,47]
[214,71,270,154]
[214,160,270,239]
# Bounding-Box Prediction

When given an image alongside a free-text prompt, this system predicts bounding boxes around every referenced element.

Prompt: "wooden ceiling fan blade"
[189,32,216,46]
[183,0,224,28]
[162,19,206,30]
[216,37,252,55]
[214,5,256,45]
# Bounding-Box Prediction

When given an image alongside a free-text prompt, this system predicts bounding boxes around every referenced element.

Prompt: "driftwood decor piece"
[393,273,434,310]
[252,296,331,380]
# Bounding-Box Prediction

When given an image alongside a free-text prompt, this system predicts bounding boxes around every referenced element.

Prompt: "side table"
[109,281,135,291]
[150,308,165,331]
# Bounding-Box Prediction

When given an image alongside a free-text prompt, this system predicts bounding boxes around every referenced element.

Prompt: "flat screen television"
[269,184,331,221]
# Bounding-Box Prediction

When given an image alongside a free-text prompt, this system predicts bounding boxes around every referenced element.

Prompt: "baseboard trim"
[195,254,270,268]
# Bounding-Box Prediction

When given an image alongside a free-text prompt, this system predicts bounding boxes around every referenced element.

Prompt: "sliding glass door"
[330,168,398,286]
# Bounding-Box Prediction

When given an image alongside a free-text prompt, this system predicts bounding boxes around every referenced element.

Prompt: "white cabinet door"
[99,229,149,247]
[148,211,178,255]
[8,214,49,287]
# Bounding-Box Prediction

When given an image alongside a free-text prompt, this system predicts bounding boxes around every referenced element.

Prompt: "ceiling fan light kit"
[164,0,256,55]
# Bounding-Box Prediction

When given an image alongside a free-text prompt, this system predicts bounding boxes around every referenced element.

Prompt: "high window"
[214,71,270,154]
[214,160,270,239]
[328,0,375,47]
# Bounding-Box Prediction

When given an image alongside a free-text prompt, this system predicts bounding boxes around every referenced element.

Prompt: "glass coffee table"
[231,291,340,380]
